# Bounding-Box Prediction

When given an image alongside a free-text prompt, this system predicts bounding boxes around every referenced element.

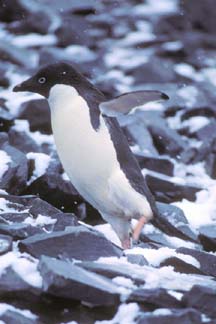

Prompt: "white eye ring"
[38,77,46,84]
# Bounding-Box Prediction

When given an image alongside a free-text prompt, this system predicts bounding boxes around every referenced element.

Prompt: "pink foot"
[133,216,146,241]
[121,238,131,249]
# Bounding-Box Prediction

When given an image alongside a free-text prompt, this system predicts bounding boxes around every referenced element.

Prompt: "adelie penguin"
[13,62,169,249]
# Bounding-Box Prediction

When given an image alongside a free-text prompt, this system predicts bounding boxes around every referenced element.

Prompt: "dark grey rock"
[128,288,181,309]
[181,0,216,34]
[128,58,176,84]
[55,15,92,47]
[196,121,216,142]
[0,0,28,22]
[38,255,119,305]
[7,11,51,35]
[25,170,82,212]
[160,257,204,275]
[26,197,61,218]
[79,261,144,285]
[177,247,216,277]
[19,226,122,260]
[0,234,12,255]
[182,285,216,318]
[137,308,202,324]
[18,99,51,134]
[135,154,174,176]
[0,143,29,195]
[52,212,78,231]
[0,310,39,324]
[156,203,198,242]
[0,213,30,223]
[199,225,216,252]
[8,128,41,154]
[0,41,35,67]
[0,223,43,240]
[0,107,13,132]
[127,254,148,266]
[146,173,201,203]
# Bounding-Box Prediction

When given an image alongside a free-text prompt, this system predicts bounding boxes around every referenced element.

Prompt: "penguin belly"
[48,84,152,219]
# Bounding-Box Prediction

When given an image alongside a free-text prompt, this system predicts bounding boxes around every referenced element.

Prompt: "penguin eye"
[38,77,46,84]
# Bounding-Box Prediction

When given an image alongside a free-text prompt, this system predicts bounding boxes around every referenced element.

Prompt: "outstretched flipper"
[99,90,169,117]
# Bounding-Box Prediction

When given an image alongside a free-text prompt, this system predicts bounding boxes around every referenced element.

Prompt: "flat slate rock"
[135,154,174,176]
[0,310,39,324]
[0,223,43,240]
[160,257,204,275]
[0,234,12,255]
[177,247,216,277]
[19,225,122,261]
[38,255,119,306]
[182,285,216,318]
[146,173,201,203]
[137,308,202,324]
[128,288,181,309]
[198,225,216,252]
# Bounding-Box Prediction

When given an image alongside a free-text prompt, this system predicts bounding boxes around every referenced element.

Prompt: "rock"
[135,154,174,176]
[0,0,28,22]
[7,11,51,35]
[199,225,216,252]
[177,247,216,277]
[137,308,202,324]
[52,212,78,231]
[19,226,122,260]
[128,288,181,309]
[127,254,148,266]
[38,255,119,305]
[0,143,29,195]
[18,99,51,134]
[160,257,204,275]
[55,15,92,47]
[0,213,30,223]
[196,121,216,142]
[0,310,39,324]
[146,173,201,203]
[156,203,198,242]
[0,223,43,240]
[181,0,216,34]
[0,234,12,255]
[25,155,81,211]
[0,107,14,132]
[79,261,144,285]
[26,197,61,218]
[128,58,176,84]
[0,40,35,67]
[8,128,41,154]
[0,266,34,294]
[182,285,216,318]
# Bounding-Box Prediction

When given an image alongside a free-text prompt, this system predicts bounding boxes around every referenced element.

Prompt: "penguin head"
[13,62,86,98]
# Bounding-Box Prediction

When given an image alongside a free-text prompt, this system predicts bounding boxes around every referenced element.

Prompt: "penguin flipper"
[99,90,169,117]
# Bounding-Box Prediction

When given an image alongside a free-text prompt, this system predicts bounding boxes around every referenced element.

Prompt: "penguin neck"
[48,84,79,113]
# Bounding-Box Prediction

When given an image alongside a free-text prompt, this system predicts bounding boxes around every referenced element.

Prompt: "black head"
[13,62,91,98]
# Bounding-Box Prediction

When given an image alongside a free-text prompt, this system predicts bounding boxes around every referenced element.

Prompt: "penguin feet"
[132,216,146,241]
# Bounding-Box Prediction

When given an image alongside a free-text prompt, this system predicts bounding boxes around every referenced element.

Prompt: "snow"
[177,85,199,108]
[0,303,37,319]
[126,247,200,268]
[0,197,28,213]
[174,162,216,229]
[27,152,51,184]
[24,214,57,226]
[13,120,54,146]
[133,0,178,15]
[97,256,216,291]
[174,63,198,80]
[0,252,42,288]
[180,116,210,133]
[11,33,57,48]
[95,223,121,247]
[0,151,11,178]
[95,303,140,324]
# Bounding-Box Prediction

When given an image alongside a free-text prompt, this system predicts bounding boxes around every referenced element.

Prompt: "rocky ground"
[0,0,216,323]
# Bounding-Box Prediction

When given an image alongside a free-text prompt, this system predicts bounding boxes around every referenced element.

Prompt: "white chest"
[48,84,118,201]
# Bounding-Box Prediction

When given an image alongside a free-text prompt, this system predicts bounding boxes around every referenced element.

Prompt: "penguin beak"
[13,77,34,93]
